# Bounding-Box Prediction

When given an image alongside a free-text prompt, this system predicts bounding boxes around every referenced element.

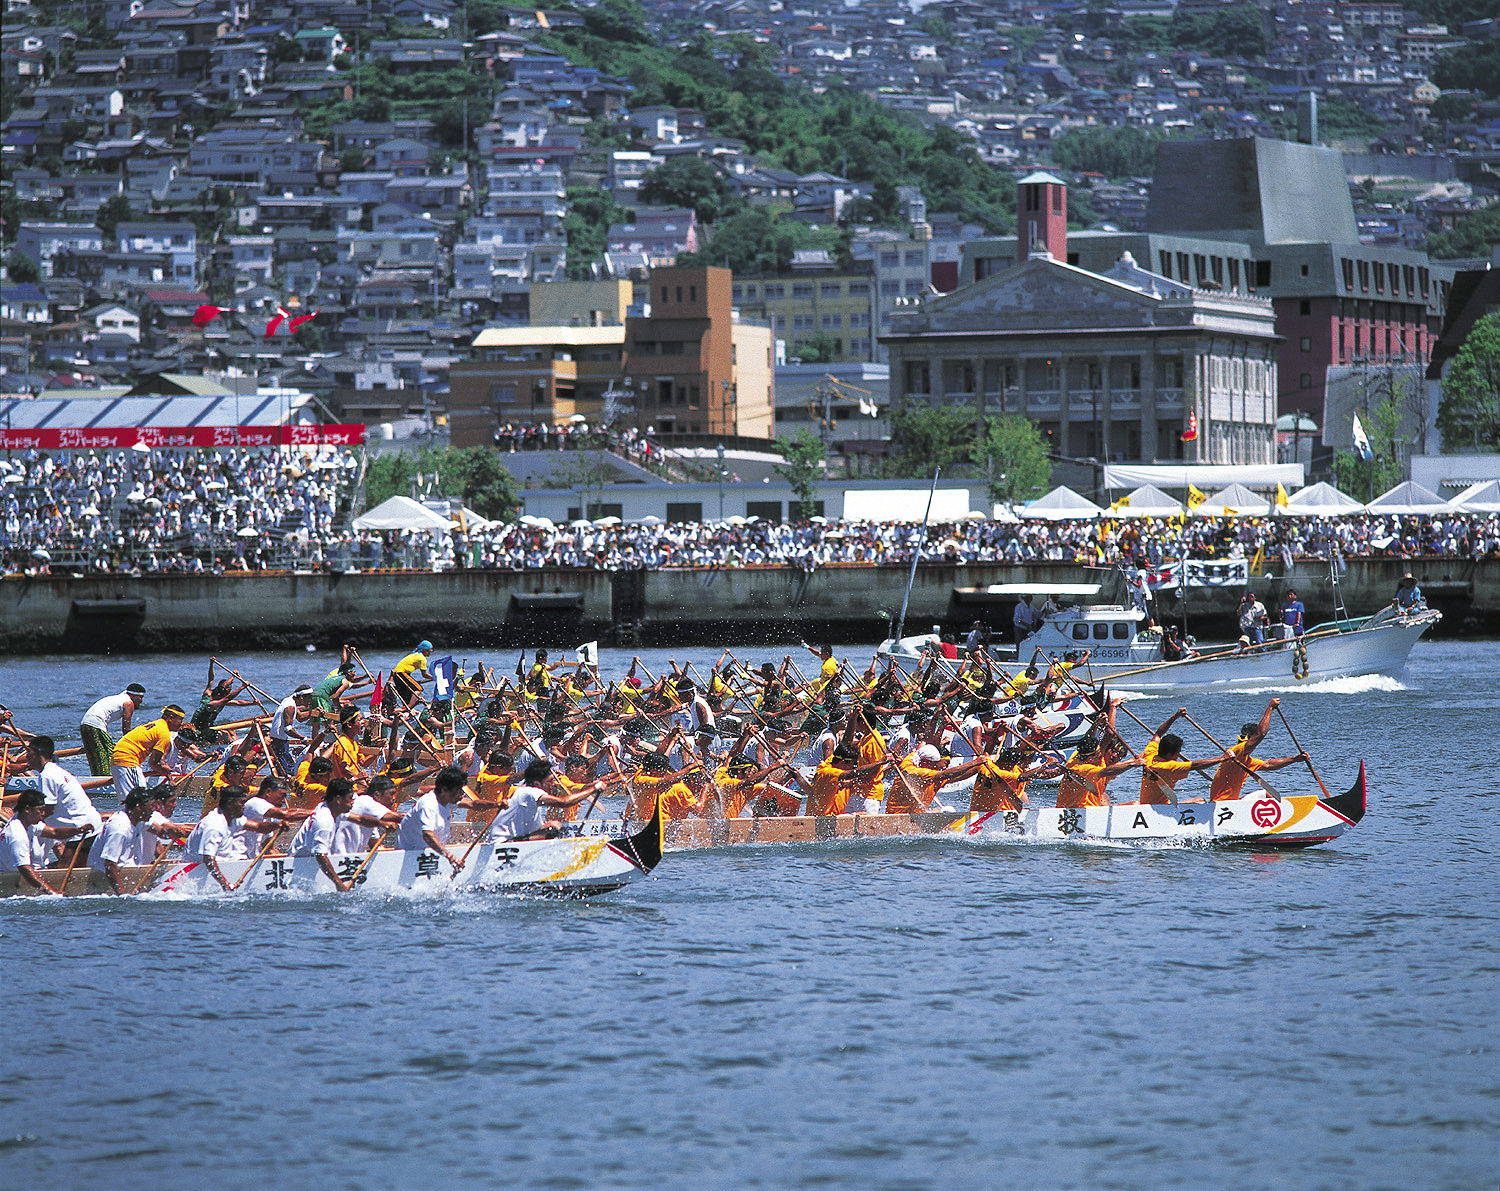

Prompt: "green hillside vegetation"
[541,27,1019,236]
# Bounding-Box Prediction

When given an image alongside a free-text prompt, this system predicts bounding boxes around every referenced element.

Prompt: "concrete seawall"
[1,557,1494,654]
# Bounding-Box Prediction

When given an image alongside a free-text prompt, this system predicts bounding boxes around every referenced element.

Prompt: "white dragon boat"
[0,805,663,898]
[573,763,1366,851]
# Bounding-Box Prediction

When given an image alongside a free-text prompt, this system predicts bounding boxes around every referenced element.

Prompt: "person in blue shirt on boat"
[1393,573,1423,615]
[1281,591,1305,636]
[1281,590,1309,678]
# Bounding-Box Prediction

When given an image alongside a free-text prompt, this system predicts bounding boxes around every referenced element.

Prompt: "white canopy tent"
[1019,485,1102,520]
[1116,484,1185,517]
[1102,463,1304,490]
[351,495,457,532]
[1449,479,1500,514]
[1364,480,1453,516]
[1278,481,1365,517]
[1194,482,1271,517]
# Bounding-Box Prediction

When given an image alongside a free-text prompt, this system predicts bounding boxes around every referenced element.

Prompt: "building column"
[1139,351,1156,463]
[1057,354,1073,456]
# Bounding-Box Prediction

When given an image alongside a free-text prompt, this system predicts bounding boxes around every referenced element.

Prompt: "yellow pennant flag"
[1187,484,1207,510]
[1276,482,1289,508]
[1109,495,1130,512]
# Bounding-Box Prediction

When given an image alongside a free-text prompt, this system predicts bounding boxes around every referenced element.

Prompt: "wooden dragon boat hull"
[571,765,1366,852]
[0,805,663,898]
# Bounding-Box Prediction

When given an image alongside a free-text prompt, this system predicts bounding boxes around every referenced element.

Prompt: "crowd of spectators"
[3,447,1498,577]
[0,446,361,575]
[492,421,665,468]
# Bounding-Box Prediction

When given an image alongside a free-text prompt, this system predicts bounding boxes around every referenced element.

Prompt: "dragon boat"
[572,764,1366,852]
[0,804,663,898]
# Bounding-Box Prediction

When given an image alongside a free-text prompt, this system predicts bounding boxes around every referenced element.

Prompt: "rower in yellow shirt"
[1208,699,1306,801]
[468,749,517,830]
[110,704,185,799]
[390,641,434,706]
[1055,737,1140,808]
[971,746,1060,814]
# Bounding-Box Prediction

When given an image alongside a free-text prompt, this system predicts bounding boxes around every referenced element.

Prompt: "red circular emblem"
[1251,799,1282,828]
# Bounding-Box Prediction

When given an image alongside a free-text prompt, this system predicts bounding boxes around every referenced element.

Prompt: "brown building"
[447,266,773,444]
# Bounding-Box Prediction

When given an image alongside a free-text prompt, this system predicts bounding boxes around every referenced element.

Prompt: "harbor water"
[1,641,1496,1190]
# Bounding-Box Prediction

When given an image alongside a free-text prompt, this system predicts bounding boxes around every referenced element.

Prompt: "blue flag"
[431,655,456,700]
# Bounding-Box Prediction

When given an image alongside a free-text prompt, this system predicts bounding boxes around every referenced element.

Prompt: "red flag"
[265,307,290,337]
[191,304,224,328]
[1180,410,1198,442]
[369,671,383,710]
[288,310,318,332]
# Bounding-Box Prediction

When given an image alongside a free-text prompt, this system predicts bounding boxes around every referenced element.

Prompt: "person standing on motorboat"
[1393,573,1423,615]
[1282,589,1309,679]
[1012,595,1039,645]
[1238,592,1268,645]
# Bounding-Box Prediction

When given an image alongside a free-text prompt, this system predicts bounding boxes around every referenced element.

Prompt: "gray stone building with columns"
[881,248,1280,471]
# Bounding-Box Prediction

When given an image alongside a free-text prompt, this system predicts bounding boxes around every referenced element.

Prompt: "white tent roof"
[1103,462,1304,489]
[1116,484,1184,517]
[351,495,457,532]
[1279,481,1365,516]
[1365,480,1453,516]
[1449,479,1500,513]
[1195,482,1271,517]
[1019,485,1102,520]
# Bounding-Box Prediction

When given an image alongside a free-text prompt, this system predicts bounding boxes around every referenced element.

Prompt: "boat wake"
[1111,673,1407,699]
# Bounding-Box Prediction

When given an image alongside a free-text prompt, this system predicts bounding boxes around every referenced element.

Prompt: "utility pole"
[716,441,725,521]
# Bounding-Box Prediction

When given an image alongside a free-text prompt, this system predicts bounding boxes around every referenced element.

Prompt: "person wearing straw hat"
[1392,573,1423,615]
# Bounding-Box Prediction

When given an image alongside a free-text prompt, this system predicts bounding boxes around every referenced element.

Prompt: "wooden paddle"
[130,840,175,895]
[1274,704,1331,800]
[226,827,285,892]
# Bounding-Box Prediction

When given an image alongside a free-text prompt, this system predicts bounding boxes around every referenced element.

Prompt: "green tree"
[1333,390,1407,497]
[773,428,826,516]
[5,250,40,284]
[884,404,980,477]
[684,206,807,273]
[1436,311,1500,452]
[563,187,632,278]
[1050,126,1162,179]
[584,0,651,44]
[1432,37,1500,99]
[789,331,838,364]
[978,414,1053,508]
[364,447,520,520]
[94,194,132,241]
[1425,203,1500,260]
[441,446,521,520]
[639,156,736,223]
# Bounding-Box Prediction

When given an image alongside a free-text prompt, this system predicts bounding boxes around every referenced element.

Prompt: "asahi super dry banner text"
[0,425,366,450]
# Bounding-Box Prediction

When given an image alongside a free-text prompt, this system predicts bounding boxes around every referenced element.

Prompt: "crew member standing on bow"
[79,683,146,777]
[390,641,435,708]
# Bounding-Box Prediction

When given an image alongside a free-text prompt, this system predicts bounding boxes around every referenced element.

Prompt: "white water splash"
[1109,674,1408,700]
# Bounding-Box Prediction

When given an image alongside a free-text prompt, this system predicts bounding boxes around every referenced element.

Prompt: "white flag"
[575,640,598,667]
[1351,411,1373,461]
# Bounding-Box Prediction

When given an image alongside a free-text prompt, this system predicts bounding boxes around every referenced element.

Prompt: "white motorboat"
[937,602,1439,692]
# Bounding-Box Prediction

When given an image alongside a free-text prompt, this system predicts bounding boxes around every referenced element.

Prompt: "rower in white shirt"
[482,760,593,842]
[1,790,61,895]
[184,786,251,891]
[88,789,157,895]
[333,775,403,855]
[395,767,469,872]
[288,779,357,892]
[27,735,103,863]
[78,683,146,777]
